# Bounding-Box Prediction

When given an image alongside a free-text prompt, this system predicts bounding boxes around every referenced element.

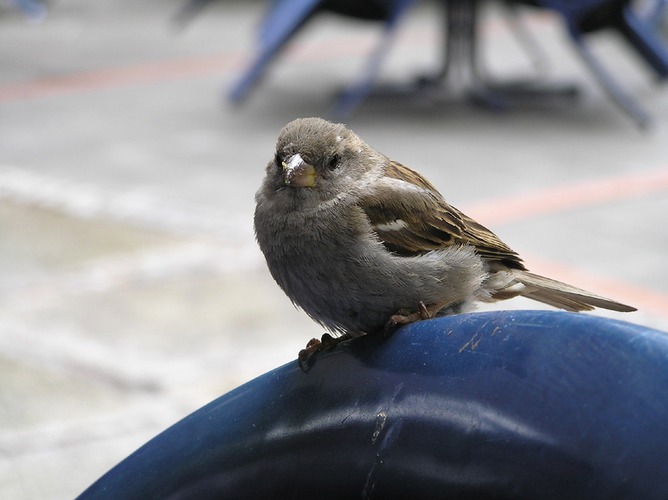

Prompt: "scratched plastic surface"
[78,311,668,499]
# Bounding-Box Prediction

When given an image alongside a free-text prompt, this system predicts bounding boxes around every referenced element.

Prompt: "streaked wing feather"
[361,160,525,269]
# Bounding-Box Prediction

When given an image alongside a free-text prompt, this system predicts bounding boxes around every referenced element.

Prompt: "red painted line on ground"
[0,29,386,104]
[466,167,668,226]
[0,52,246,102]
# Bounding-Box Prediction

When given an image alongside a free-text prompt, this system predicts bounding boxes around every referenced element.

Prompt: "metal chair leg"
[567,26,651,127]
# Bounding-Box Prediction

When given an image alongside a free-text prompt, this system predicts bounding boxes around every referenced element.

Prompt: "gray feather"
[511,271,636,313]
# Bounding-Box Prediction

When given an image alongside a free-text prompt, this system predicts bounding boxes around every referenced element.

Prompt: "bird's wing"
[358,160,525,269]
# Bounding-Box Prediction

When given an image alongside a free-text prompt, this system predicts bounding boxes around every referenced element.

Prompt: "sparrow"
[254,117,636,370]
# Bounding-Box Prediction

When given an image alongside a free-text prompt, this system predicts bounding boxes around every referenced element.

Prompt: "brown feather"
[361,160,525,269]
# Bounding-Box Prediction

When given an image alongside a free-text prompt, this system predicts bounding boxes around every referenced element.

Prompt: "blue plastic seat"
[79,310,668,499]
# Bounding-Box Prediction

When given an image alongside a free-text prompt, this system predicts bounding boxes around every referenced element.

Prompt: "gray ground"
[1,0,667,498]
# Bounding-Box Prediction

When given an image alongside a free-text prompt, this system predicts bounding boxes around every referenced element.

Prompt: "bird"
[254,117,636,370]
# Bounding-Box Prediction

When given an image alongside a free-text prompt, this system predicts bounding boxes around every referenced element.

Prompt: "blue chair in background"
[646,0,668,33]
[512,0,668,126]
[174,0,419,116]
[78,310,668,499]
[222,0,418,118]
[178,0,668,124]
[216,0,574,116]
[8,0,47,22]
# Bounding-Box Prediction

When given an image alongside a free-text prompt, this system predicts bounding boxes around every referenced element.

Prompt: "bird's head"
[265,117,384,202]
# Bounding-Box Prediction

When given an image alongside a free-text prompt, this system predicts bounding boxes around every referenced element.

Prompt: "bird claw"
[297,333,349,372]
[299,302,445,371]
[384,301,442,336]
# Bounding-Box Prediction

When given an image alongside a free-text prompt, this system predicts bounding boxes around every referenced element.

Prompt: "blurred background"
[1,0,668,497]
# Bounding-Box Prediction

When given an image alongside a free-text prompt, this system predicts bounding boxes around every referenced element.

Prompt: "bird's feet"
[298,332,351,372]
[384,301,442,335]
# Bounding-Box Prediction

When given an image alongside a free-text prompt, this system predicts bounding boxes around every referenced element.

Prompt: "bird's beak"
[282,153,316,187]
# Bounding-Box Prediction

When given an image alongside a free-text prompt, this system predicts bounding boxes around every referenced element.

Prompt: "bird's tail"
[497,270,637,313]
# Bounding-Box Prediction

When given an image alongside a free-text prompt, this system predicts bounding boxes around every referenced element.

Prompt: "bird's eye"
[328,154,340,170]
[274,153,282,168]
